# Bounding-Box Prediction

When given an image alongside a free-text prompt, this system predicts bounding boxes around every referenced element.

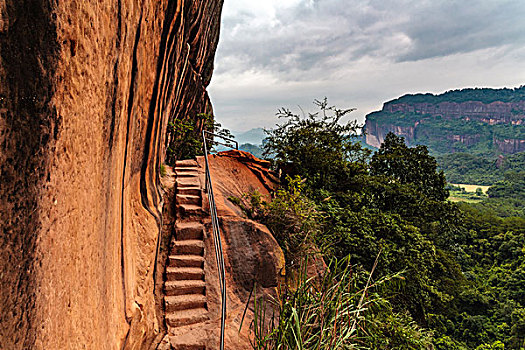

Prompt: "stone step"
[175,171,199,178]
[174,166,198,172]
[172,240,204,255]
[168,255,204,268]
[178,204,202,217]
[175,160,198,168]
[165,280,206,296]
[166,308,208,328]
[166,267,204,280]
[177,186,201,197]
[176,194,201,206]
[167,344,205,350]
[164,294,207,312]
[176,178,200,187]
[175,222,204,240]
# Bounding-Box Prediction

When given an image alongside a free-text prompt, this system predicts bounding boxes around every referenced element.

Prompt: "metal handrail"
[203,130,238,152]
[202,130,238,350]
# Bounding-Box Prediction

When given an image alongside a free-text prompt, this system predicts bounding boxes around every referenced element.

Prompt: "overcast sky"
[208,0,525,133]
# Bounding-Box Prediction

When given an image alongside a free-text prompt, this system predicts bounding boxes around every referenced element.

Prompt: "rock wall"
[494,138,525,154]
[0,0,223,349]
[383,101,525,124]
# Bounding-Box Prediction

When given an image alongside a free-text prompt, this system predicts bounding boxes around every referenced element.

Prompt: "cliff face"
[0,1,222,349]
[494,138,525,154]
[364,90,525,154]
[383,101,525,124]
[365,122,417,149]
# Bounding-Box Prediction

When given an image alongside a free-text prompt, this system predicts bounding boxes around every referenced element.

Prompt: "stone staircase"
[164,159,208,349]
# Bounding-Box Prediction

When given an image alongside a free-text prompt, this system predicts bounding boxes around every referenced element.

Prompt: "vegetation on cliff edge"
[389,86,525,105]
[365,87,525,157]
[246,100,525,349]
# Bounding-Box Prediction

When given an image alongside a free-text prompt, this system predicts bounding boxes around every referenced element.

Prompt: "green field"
[450,183,490,193]
[448,183,490,203]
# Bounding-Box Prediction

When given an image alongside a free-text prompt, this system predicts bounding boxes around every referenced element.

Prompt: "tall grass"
[251,255,402,350]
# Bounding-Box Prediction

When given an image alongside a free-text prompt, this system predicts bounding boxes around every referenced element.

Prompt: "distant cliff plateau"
[364,87,525,155]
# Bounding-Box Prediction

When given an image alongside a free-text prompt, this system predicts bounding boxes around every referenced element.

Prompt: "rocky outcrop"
[365,122,417,148]
[199,151,284,350]
[214,149,279,193]
[446,134,482,147]
[0,1,223,349]
[494,138,525,154]
[197,151,282,283]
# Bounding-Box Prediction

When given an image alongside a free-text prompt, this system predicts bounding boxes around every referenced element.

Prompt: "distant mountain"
[214,128,266,157]
[239,143,264,158]
[364,86,525,155]
[233,127,266,145]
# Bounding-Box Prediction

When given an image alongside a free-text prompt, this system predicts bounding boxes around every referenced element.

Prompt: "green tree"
[370,133,448,201]
[263,98,370,193]
[253,100,525,349]
[166,114,235,163]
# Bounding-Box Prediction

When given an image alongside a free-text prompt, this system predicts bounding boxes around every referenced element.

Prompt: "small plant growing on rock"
[166,113,235,164]
[239,176,322,267]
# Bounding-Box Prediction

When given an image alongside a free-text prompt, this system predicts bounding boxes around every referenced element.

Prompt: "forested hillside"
[437,152,525,185]
[390,86,525,104]
[364,87,525,155]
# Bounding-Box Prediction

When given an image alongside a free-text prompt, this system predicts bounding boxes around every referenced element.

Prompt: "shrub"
[247,176,322,266]
[263,98,369,194]
[166,113,235,164]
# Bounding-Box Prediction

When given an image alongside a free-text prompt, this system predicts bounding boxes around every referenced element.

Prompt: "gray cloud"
[209,0,525,132]
[215,0,525,78]
[397,1,525,61]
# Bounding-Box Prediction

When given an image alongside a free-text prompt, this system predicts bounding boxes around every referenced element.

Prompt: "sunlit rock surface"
[0,0,223,348]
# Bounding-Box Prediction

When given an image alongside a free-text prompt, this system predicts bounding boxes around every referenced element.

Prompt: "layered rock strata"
[0,0,223,348]
[383,101,525,123]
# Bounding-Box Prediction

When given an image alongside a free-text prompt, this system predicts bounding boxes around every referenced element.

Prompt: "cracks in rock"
[143,0,180,345]
[115,0,130,328]
[145,0,178,281]
[121,8,144,328]
[107,0,123,151]
[126,13,142,135]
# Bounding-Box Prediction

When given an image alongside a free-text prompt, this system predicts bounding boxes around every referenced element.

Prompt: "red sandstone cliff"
[494,138,525,154]
[365,122,417,149]
[0,1,223,348]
